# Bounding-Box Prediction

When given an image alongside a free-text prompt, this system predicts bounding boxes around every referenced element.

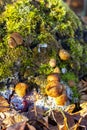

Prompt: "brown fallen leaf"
[6,121,27,130]
[58,118,69,130]
[27,123,36,130]
[52,110,69,130]
[3,115,15,127]
[49,109,75,130]
[0,96,10,112]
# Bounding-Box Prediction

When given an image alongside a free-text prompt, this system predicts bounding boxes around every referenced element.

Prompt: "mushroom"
[47,73,60,83]
[8,32,23,48]
[68,80,76,87]
[55,94,68,106]
[59,49,70,61]
[8,38,17,48]
[15,83,28,97]
[45,81,63,97]
[53,67,61,74]
[49,58,56,68]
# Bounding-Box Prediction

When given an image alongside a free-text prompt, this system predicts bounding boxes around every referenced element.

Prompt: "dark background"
[64,0,87,16]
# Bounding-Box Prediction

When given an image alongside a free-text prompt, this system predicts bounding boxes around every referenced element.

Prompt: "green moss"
[0,0,87,81]
[61,71,78,82]
[71,86,80,103]
[38,63,54,75]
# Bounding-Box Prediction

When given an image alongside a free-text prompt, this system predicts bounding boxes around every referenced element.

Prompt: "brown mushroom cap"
[47,73,60,82]
[8,38,17,48]
[15,82,28,97]
[45,81,63,97]
[55,94,68,106]
[68,80,76,87]
[59,49,70,61]
[10,32,23,45]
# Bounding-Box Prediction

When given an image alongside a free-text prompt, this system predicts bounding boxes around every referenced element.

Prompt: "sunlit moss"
[0,0,87,81]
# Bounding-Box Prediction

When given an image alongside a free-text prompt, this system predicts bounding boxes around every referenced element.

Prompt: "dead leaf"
[43,116,49,128]
[6,121,27,130]
[27,123,36,130]
[80,102,87,109]
[65,104,75,114]
[49,110,75,130]
[0,96,10,112]
[55,112,69,130]
[3,115,15,127]
[0,109,28,128]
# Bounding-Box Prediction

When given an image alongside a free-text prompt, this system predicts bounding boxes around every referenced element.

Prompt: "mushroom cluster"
[45,73,68,106]
[49,58,61,74]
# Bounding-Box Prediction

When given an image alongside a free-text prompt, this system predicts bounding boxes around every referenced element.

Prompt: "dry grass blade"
[70,117,87,130]
[63,118,69,130]
[65,104,75,114]
[58,109,69,130]
[73,117,83,130]
[50,109,69,130]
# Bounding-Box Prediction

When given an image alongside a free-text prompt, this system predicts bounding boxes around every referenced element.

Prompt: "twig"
[33,88,38,117]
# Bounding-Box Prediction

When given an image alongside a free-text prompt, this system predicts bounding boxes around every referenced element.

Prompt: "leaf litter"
[0,93,87,130]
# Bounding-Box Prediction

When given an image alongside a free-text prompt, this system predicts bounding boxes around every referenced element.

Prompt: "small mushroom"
[49,58,56,68]
[8,38,17,48]
[10,32,23,45]
[68,80,76,87]
[15,83,28,97]
[8,32,23,48]
[45,81,63,97]
[55,94,68,106]
[53,67,61,74]
[47,73,60,82]
[59,49,70,61]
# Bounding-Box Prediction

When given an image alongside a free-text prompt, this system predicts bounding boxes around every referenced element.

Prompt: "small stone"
[61,68,67,74]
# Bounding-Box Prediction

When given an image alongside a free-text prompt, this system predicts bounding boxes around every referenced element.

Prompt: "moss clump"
[0,0,87,82]
[61,71,78,82]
